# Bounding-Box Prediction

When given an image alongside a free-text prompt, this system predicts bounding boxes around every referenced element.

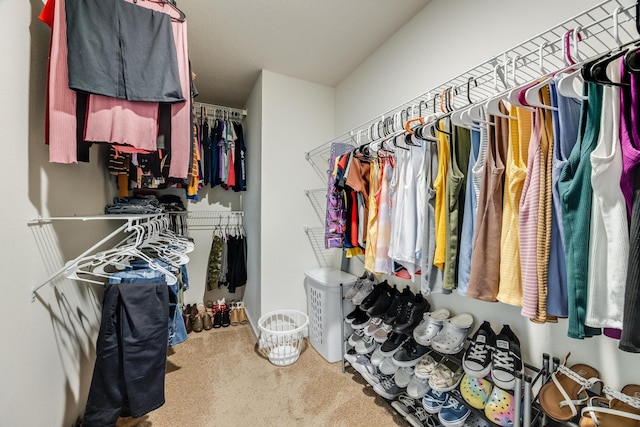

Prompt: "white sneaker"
[364,317,383,336]
[355,334,377,354]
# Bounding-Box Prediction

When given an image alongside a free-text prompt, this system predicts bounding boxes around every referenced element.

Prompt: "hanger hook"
[466,77,477,105]
[538,41,550,74]
[572,26,584,63]
[612,6,623,48]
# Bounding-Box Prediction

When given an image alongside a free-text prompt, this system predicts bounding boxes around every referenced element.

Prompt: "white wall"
[243,72,264,331]
[334,0,638,389]
[260,71,335,316]
[1,1,120,426]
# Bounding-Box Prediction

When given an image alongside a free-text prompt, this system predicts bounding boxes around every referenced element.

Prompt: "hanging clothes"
[421,139,443,294]
[558,82,603,340]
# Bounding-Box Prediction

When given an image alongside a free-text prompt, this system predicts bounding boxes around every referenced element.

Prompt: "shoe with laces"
[430,313,474,355]
[364,317,384,336]
[391,394,419,417]
[414,354,440,380]
[459,374,493,409]
[379,357,399,376]
[438,395,471,427]
[428,363,464,392]
[344,351,376,377]
[382,286,414,325]
[463,321,496,378]
[351,311,371,330]
[491,325,522,390]
[394,366,415,388]
[392,293,430,335]
[484,386,515,426]
[422,388,448,414]
[373,375,406,400]
[379,332,410,357]
[345,272,376,300]
[345,306,365,323]
[348,328,366,347]
[351,277,376,305]
[366,285,396,317]
[360,281,391,311]
[355,334,377,354]
[373,322,393,343]
[393,338,431,368]
[413,308,451,346]
[406,406,434,427]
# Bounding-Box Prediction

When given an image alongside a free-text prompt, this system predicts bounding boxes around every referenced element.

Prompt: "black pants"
[83,282,169,427]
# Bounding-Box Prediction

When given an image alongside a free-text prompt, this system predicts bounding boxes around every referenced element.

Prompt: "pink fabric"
[47,0,77,163]
[519,110,542,318]
[168,19,191,179]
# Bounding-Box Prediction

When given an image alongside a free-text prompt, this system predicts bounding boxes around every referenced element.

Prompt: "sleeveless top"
[558,82,603,340]
[467,102,509,301]
[363,159,381,272]
[373,158,394,274]
[497,105,531,306]
[586,57,628,330]
[434,120,451,270]
[421,139,444,294]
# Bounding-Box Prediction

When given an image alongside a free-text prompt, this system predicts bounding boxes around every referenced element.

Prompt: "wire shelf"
[304,226,340,268]
[186,210,244,230]
[306,0,637,162]
[304,189,328,224]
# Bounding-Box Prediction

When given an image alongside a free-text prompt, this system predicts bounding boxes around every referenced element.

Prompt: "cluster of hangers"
[346,2,640,159]
[212,214,246,238]
[62,216,193,286]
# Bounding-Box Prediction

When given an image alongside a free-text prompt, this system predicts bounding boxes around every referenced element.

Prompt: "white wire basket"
[257,309,309,366]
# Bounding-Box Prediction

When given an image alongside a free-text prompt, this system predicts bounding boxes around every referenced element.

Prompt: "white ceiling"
[179,0,431,108]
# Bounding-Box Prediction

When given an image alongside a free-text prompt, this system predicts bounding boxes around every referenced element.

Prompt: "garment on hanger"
[558,82,603,340]
[421,139,443,294]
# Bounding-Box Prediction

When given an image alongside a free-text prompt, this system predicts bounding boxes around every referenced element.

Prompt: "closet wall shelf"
[29,214,169,301]
[305,0,637,160]
[186,210,244,230]
[192,101,247,121]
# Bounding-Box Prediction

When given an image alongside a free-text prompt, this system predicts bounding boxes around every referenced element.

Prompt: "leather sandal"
[539,355,601,422]
[230,302,240,326]
[580,384,640,427]
[237,301,248,324]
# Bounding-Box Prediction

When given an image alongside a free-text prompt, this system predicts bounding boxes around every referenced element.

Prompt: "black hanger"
[434,118,452,137]
[466,77,477,104]
[589,50,630,86]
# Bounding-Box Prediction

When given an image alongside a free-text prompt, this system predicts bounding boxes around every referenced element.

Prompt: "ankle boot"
[203,312,213,330]
[230,303,240,326]
[192,314,204,333]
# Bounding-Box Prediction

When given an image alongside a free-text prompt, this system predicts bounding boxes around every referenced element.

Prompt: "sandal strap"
[603,386,640,410]
[551,366,600,416]
[582,405,640,424]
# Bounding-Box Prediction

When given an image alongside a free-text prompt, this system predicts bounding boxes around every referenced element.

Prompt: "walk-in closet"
[3,0,640,426]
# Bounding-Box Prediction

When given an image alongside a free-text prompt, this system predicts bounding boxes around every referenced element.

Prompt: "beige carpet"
[120,324,408,427]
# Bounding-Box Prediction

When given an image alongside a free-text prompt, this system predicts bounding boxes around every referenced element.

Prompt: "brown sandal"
[539,355,601,422]
[580,384,640,427]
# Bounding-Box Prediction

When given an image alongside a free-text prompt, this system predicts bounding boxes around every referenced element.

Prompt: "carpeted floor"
[122,323,408,426]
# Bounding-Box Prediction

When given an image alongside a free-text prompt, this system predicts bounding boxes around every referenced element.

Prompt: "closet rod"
[193,101,247,120]
[29,214,167,301]
[306,0,636,158]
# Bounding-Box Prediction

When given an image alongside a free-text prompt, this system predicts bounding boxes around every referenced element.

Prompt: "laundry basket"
[257,309,309,366]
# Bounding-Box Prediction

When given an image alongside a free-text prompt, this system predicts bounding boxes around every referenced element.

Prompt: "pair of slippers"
[539,356,640,426]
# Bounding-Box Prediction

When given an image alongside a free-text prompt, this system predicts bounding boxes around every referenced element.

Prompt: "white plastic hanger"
[485,62,517,120]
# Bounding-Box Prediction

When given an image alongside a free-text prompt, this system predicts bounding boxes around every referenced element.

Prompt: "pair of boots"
[229,301,249,326]
[207,299,231,329]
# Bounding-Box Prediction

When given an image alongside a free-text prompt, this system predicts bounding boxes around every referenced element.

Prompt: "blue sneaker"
[438,395,471,427]
[422,388,448,414]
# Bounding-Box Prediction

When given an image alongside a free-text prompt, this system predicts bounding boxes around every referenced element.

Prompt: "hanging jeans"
[82,277,169,427]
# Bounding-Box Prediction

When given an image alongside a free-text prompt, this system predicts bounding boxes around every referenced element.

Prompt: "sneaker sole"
[351,322,369,330]
[462,363,491,379]
[438,411,470,427]
[373,384,404,400]
[355,345,377,355]
[406,413,430,427]
[490,374,516,390]
[392,356,424,368]
[373,334,390,344]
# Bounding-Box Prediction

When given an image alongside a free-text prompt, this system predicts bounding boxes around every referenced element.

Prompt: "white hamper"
[304,267,357,363]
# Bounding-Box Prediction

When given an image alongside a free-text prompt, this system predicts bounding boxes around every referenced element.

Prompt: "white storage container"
[304,267,357,363]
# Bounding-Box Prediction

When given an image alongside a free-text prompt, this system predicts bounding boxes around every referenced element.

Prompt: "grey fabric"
[66,0,184,103]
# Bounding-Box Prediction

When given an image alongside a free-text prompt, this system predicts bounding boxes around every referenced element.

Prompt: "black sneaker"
[463,321,495,378]
[360,281,391,312]
[392,293,430,335]
[373,375,405,400]
[345,306,366,324]
[391,394,419,417]
[366,285,396,317]
[351,310,371,330]
[491,325,522,390]
[221,308,231,327]
[392,338,430,367]
[382,286,414,325]
[379,332,410,357]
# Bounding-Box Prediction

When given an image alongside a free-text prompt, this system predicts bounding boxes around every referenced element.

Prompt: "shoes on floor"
[192,313,204,332]
[459,374,493,409]
[392,293,430,335]
[393,338,431,368]
[491,325,522,390]
[463,320,496,378]
[430,313,474,355]
[413,308,451,346]
[438,395,471,427]
[203,312,213,330]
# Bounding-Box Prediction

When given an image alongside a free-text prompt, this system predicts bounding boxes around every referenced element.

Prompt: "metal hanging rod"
[193,101,247,120]
[306,0,637,159]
